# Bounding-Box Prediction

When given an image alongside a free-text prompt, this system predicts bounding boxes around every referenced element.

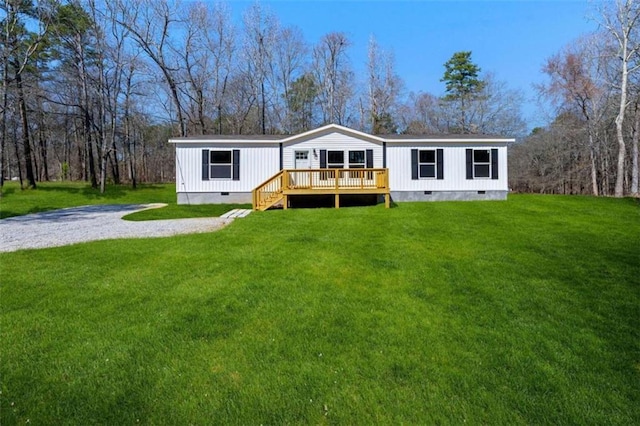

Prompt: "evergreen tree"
[441,51,484,133]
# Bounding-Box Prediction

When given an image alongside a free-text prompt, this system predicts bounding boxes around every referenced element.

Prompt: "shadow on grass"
[0,186,17,196]
[35,183,131,199]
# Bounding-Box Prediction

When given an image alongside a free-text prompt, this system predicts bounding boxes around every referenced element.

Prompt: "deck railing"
[252,170,284,210]
[286,168,389,190]
[253,168,389,210]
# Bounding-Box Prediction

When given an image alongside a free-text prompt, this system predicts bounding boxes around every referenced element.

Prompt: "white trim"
[418,149,437,179]
[208,149,233,180]
[170,138,281,144]
[281,124,386,144]
[386,138,515,144]
[327,150,345,168]
[348,150,366,169]
[472,148,492,179]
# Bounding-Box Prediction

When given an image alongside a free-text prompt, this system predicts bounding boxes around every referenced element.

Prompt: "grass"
[123,203,251,221]
[1,187,639,423]
[0,181,249,220]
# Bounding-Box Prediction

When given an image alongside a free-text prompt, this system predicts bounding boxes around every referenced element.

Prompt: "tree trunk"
[587,127,599,196]
[15,68,36,189]
[0,59,8,189]
[631,101,640,195]
[85,112,98,188]
[262,80,266,135]
[38,129,49,181]
[11,124,24,188]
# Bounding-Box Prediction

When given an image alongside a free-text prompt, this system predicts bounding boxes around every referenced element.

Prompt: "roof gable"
[280,124,386,145]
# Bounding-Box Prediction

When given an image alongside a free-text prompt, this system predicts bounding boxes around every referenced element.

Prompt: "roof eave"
[280,124,386,144]
[168,138,282,144]
[384,138,516,143]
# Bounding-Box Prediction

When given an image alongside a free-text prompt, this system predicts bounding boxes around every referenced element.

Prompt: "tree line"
[1,0,528,192]
[3,0,637,198]
[511,0,640,197]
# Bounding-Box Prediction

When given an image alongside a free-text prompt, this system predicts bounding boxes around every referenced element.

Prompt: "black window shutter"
[491,148,498,180]
[202,149,209,180]
[466,149,473,180]
[232,149,240,180]
[436,149,444,180]
[411,149,418,180]
[366,149,373,168]
[320,150,327,168]
[279,143,283,170]
[382,142,387,168]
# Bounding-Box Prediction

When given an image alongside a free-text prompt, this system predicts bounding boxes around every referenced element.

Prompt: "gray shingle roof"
[168,124,514,144]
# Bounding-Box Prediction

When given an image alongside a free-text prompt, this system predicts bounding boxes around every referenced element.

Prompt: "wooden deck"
[252,168,390,210]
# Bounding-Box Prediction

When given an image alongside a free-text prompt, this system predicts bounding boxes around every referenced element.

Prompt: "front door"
[293,150,311,188]
[295,150,310,169]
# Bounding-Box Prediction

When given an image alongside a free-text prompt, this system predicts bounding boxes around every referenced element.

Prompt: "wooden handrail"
[252,170,284,210]
[253,168,389,210]
[284,168,389,190]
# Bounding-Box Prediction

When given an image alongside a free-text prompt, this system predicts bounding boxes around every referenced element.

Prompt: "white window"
[210,151,232,179]
[419,150,436,179]
[327,151,344,168]
[348,150,365,168]
[473,149,491,178]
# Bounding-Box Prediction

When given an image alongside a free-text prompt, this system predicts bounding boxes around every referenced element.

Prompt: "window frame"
[327,150,344,169]
[348,150,366,169]
[418,149,437,179]
[473,149,491,179]
[201,149,239,181]
[208,150,233,179]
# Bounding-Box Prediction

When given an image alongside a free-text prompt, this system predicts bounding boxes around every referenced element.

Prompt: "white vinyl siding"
[175,143,280,193]
[283,132,382,169]
[387,143,508,191]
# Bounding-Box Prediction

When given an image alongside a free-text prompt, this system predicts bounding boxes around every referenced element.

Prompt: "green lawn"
[0,181,249,220]
[1,190,639,423]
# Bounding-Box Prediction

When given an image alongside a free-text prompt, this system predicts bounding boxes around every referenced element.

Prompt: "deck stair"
[252,168,390,210]
[252,170,285,211]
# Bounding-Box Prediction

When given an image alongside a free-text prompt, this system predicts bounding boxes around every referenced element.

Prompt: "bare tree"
[1,0,54,189]
[204,2,236,135]
[366,36,402,134]
[115,0,188,137]
[242,2,279,134]
[273,25,307,133]
[468,74,526,137]
[630,95,640,195]
[600,0,640,197]
[539,35,613,196]
[313,32,354,125]
[400,91,448,134]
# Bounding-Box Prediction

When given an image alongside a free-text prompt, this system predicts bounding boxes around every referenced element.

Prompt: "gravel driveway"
[0,204,232,253]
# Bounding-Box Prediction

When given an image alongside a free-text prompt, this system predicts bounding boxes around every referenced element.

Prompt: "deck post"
[283,194,288,209]
[385,193,390,208]
[335,193,340,209]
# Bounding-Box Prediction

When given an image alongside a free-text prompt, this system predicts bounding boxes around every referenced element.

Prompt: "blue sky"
[228,0,599,128]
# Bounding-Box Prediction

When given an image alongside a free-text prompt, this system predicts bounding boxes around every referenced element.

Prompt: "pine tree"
[441,51,484,133]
